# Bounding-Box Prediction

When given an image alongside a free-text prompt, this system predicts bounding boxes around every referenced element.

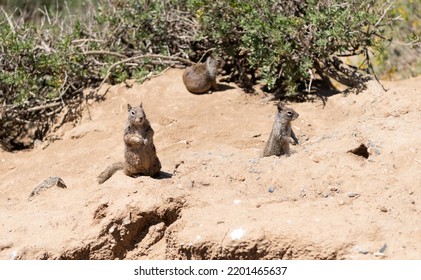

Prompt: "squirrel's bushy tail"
[97,162,124,184]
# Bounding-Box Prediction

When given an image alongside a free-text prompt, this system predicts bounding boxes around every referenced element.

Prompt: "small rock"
[322,192,330,198]
[300,187,307,198]
[338,200,345,205]
[268,187,275,193]
[367,147,375,155]
[230,228,246,240]
[93,203,108,220]
[379,206,388,212]
[310,156,321,163]
[109,225,117,234]
[354,246,369,255]
[375,253,385,257]
[33,139,43,149]
[379,243,388,253]
[178,140,189,145]
[29,176,67,200]
[248,158,259,164]
[347,192,359,198]
[9,251,18,260]
[249,168,261,174]
[122,216,131,226]
[329,187,338,192]
[233,199,241,205]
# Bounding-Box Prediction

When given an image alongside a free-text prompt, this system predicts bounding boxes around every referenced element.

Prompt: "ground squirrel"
[97,103,161,184]
[262,103,299,157]
[182,56,224,94]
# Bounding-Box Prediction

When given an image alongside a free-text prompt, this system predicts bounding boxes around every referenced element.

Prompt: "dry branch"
[97,54,194,90]
[27,102,62,113]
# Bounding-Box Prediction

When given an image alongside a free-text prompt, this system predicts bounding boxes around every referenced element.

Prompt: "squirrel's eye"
[131,111,135,116]
[287,111,292,116]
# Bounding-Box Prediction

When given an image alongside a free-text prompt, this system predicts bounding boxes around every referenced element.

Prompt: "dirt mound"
[0,70,420,259]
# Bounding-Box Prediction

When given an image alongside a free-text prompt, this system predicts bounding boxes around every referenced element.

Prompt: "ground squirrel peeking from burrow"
[262,103,299,157]
[97,103,161,184]
[182,56,224,94]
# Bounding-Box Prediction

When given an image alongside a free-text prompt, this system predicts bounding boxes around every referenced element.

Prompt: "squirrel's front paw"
[143,139,149,145]
[132,136,146,145]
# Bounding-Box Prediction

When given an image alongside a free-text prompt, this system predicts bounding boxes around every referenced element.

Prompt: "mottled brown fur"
[262,103,299,157]
[97,103,161,184]
[182,56,224,94]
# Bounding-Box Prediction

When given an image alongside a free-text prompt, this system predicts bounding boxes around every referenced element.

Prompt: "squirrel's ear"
[127,104,132,111]
[140,102,143,108]
[277,102,284,111]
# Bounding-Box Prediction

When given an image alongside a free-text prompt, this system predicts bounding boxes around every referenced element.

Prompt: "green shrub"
[374,0,421,79]
[187,0,390,95]
[0,0,193,150]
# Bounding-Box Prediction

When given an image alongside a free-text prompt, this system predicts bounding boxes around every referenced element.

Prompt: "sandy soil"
[0,69,420,260]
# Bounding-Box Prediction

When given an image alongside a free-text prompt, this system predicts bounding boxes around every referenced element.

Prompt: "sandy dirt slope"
[0,69,420,259]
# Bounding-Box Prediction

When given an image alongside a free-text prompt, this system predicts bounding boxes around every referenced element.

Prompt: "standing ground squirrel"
[97,103,161,184]
[182,56,224,94]
[262,103,299,157]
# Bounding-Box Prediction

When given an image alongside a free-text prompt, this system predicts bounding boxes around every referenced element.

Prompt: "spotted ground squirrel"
[182,56,224,94]
[262,103,299,157]
[97,103,161,184]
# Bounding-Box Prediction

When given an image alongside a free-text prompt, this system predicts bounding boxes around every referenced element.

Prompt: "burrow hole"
[348,144,369,159]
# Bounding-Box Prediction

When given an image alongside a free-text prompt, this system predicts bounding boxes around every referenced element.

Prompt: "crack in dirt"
[59,197,185,260]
